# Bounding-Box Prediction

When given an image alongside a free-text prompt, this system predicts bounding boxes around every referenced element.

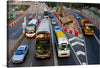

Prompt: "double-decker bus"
[55,31,70,57]
[25,18,38,37]
[35,19,51,58]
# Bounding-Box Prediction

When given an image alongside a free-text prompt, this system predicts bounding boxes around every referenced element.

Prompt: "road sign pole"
[24,16,26,25]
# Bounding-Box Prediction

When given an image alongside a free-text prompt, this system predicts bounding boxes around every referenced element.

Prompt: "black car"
[49,14,53,18]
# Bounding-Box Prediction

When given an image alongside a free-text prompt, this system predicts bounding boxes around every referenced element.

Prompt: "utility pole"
[70,2,72,9]
[60,2,63,17]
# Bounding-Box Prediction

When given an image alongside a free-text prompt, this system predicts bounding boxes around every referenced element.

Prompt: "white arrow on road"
[82,62,87,65]
[71,42,84,46]
[76,50,86,56]
[69,37,84,42]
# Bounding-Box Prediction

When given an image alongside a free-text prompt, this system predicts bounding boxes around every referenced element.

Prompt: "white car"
[12,45,29,63]
[55,26,61,32]
[76,15,80,19]
[52,19,56,25]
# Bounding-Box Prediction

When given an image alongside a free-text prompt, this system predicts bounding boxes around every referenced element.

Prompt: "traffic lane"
[65,9,99,40]
[8,14,30,40]
[85,36,99,64]
[67,9,99,64]
[8,14,36,40]
[73,11,99,40]
[50,17,76,65]
[8,38,35,67]
[32,46,54,66]
[52,25,76,65]
[66,10,99,64]
[32,19,55,66]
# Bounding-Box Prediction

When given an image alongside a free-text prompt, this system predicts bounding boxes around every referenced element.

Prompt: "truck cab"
[81,19,94,35]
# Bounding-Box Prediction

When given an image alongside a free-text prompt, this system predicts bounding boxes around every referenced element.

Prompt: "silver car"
[55,26,61,32]
[52,19,56,25]
[12,45,29,63]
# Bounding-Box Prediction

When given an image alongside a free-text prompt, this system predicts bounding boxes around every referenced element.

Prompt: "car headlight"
[19,58,24,62]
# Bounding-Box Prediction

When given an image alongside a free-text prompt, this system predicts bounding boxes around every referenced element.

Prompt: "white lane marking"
[49,17,58,66]
[94,34,100,45]
[76,51,86,56]
[69,42,82,65]
[8,57,12,63]
[83,37,89,64]
[71,42,84,46]
[69,37,84,42]
[12,33,16,37]
[82,62,87,65]
[30,62,32,67]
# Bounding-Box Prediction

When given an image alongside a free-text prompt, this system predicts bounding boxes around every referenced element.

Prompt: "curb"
[8,34,25,61]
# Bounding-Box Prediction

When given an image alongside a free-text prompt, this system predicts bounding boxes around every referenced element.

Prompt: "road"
[8,3,56,67]
[8,4,36,56]
[49,16,76,65]
[64,9,100,64]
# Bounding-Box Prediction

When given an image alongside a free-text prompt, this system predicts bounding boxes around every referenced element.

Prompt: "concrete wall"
[82,9,100,24]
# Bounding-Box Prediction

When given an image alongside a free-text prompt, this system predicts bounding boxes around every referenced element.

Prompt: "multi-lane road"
[8,2,100,67]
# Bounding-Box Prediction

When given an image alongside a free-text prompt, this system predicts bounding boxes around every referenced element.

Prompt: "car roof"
[52,18,55,20]
[55,26,60,28]
[17,45,27,50]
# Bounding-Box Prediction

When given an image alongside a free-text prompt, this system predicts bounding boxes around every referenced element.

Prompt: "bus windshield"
[26,25,35,33]
[44,11,48,16]
[59,44,69,50]
[85,26,94,30]
[36,44,50,54]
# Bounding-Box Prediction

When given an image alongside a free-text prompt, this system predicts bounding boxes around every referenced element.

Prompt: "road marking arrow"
[82,62,87,65]
[69,37,84,42]
[76,50,86,56]
[71,42,84,46]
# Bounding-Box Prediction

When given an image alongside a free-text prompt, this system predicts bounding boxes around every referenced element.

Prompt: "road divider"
[52,13,83,38]
[7,8,29,29]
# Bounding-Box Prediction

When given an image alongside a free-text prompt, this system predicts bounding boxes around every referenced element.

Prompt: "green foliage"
[45,2,57,8]
[15,5,30,11]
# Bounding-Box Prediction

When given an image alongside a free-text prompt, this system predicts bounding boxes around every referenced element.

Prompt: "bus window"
[36,44,50,54]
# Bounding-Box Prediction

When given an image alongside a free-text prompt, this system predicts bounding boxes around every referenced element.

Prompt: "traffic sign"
[35,8,37,10]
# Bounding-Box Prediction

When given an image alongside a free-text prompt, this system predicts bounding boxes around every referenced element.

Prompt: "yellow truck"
[81,19,94,35]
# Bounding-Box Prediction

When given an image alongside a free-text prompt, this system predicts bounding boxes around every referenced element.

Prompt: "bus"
[44,7,48,18]
[25,18,38,37]
[55,31,70,57]
[35,19,51,58]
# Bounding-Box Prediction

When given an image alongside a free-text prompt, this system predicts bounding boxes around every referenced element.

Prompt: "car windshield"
[85,26,94,30]
[59,44,69,50]
[29,16,32,17]
[15,50,24,55]
[52,19,55,22]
